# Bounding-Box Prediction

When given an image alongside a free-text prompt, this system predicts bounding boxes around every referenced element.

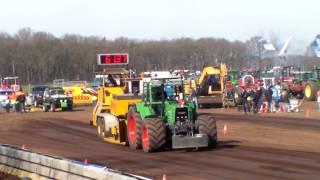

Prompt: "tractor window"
[317,69,320,79]
[206,75,221,91]
[151,86,165,101]
[104,75,118,87]
[207,75,220,84]
[50,89,65,95]
[131,81,140,94]
[57,89,65,95]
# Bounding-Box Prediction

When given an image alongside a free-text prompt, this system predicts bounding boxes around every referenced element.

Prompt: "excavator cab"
[204,74,221,91]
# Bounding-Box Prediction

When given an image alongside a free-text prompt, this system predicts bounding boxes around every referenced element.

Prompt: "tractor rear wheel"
[42,105,48,112]
[196,114,217,148]
[50,103,55,112]
[304,81,318,101]
[127,107,143,149]
[141,117,166,153]
[67,104,73,111]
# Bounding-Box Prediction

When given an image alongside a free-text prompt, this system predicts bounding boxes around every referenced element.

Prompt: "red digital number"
[114,55,122,63]
[99,54,128,65]
[105,55,111,64]
[123,55,127,63]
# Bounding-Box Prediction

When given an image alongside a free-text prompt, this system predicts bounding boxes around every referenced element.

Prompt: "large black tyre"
[196,114,218,148]
[127,106,143,149]
[97,117,106,140]
[50,103,55,112]
[304,81,318,101]
[141,117,166,153]
[67,104,73,111]
[42,105,48,112]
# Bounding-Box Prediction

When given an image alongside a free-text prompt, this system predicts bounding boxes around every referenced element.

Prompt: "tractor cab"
[311,66,320,80]
[140,78,190,118]
[227,70,241,87]
[1,76,20,91]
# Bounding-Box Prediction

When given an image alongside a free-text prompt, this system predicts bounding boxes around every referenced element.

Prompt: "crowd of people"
[235,79,300,114]
[0,88,26,113]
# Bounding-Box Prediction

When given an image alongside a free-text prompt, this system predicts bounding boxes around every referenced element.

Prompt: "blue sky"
[0,0,319,53]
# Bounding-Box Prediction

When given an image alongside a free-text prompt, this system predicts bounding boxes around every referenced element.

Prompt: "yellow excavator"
[196,63,228,107]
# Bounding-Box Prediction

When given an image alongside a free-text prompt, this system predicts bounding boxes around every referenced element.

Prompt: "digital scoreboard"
[97,53,129,65]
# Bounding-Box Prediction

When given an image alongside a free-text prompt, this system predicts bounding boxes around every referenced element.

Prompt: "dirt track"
[0,106,320,179]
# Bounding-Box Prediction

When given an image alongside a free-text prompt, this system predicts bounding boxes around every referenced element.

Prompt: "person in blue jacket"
[271,80,281,112]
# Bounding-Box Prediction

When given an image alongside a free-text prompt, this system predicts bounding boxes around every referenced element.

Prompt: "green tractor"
[126,78,217,153]
[227,70,241,87]
[304,65,320,101]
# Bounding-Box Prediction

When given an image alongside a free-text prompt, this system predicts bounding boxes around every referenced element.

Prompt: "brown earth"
[0,172,19,180]
[0,104,320,180]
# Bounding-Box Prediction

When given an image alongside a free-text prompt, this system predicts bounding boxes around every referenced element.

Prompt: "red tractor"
[280,66,304,98]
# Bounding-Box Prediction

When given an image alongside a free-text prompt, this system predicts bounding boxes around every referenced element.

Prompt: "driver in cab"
[104,75,118,87]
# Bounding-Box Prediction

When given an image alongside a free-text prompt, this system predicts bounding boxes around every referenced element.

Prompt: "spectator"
[15,88,26,112]
[1,92,10,112]
[279,90,290,112]
[271,81,281,112]
[246,86,255,113]
[9,92,17,112]
[266,84,273,112]
[253,85,263,113]
[235,86,245,112]
[190,87,198,110]
[241,88,250,114]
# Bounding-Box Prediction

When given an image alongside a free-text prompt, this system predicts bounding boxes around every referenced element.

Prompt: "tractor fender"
[144,114,159,119]
[97,113,119,134]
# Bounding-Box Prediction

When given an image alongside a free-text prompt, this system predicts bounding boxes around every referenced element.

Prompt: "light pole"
[257,42,263,71]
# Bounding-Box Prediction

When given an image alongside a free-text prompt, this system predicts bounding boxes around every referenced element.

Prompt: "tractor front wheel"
[196,114,218,148]
[127,107,143,149]
[141,117,166,153]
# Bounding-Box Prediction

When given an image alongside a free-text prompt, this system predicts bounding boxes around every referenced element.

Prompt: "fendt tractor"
[127,78,217,152]
[196,63,228,107]
[91,53,217,152]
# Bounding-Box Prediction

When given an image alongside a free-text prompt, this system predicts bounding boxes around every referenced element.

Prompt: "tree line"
[0,28,317,84]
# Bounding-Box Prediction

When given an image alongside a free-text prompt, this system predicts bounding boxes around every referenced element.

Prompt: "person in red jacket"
[15,88,26,112]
